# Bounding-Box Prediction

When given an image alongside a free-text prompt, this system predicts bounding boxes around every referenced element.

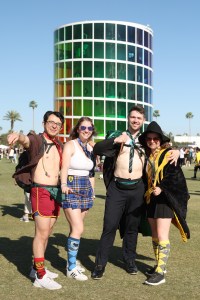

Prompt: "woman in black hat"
[139,121,190,286]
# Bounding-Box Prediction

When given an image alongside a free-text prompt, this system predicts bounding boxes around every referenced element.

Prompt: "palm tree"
[3,110,22,132]
[29,100,38,131]
[185,112,194,141]
[153,110,160,121]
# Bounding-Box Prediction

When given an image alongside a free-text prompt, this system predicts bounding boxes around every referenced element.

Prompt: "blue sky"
[0,0,199,136]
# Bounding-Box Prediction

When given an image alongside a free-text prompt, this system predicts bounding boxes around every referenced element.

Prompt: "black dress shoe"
[125,261,138,275]
[91,265,105,280]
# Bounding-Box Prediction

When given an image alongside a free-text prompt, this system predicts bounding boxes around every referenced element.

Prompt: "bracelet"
[61,183,67,186]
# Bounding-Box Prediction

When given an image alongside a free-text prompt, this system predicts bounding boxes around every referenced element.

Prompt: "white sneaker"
[67,267,88,281]
[20,216,29,222]
[33,274,62,290]
[66,260,85,273]
[29,267,58,279]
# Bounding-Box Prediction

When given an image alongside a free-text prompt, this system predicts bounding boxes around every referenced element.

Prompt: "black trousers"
[95,179,145,267]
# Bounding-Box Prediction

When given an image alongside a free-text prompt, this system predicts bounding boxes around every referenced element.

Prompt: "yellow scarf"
[145,149,170,204]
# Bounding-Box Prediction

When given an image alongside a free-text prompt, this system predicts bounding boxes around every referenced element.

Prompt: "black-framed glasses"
[46,120,62,128]
[79,125,93,131]
[145,137,160,142]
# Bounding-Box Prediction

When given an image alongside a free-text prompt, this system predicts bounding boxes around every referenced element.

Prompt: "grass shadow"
[0,203,24,218]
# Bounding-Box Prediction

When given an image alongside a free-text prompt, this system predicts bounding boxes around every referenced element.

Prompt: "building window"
[83,23,92,39]
[94,100,104,117]
[128,26,135,43]
[74,24,82,39]
[117,102,126,118]
[83,99,93,116]
[117,24,126,41]
[106,43,115,59]
[106,23,115,40]
[106,101,115,117]
[94,42,104,58]
[83,61,92,77]
[94,23,104,39]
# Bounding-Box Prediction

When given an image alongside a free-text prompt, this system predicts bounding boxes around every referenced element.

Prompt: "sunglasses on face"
[145,137,160,142]
[79,125,93,132]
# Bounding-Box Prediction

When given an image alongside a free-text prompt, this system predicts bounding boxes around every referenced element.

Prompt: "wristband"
[61,183,67,186]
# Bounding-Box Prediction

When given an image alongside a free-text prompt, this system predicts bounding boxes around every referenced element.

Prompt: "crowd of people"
[6,106,190,289]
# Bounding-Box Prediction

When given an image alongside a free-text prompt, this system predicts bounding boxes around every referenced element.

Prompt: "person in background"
[7,111,64,290]
[179,147,185,167]
[20,191,32,222]
[61,117,96,281]
[139,121,190,286]
[191,147,200,179]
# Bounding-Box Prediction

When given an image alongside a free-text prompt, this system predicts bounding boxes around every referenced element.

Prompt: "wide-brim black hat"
[139,121,170,146]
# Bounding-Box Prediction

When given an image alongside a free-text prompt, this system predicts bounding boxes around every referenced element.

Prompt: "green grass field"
[0,158,200,300]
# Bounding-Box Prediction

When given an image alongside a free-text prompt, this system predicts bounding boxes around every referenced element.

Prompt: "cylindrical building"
[54,21,153,140]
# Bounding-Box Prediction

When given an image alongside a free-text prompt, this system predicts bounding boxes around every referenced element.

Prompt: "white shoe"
[67,267,88,281]
[29,267,58,279]
[66,260,85,273]
[20,216,29,222]
[33,274,62,290]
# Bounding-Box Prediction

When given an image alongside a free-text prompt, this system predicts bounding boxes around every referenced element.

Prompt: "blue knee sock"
[67,237,80,271]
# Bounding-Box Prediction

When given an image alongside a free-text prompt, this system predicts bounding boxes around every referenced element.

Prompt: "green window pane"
[137,66,143,83]
[128,83,135,100]
[58,62,64,78]
[73,99,82,115]
[128,65,135,81]
[94,81,104,97]
[66,81,72,96]
[94,119,104,136]
[94,23,104,39]
[144,87,148,103]
[106,101,115,117]
[106,120,115,133]
[117,82,126,99]
[83,61,92,77]
[65,26,72,40]
[94,61,104,78]
[117,63,126,80]
[83,81,92,97]
[54,30,59,43]
[106,23,115,40]
[83,42,92,58]
[55,44,64,61]
[65,61,72,78]
[94,100,104,117]
[54,63,59,80]
[94,42,104,58]
[83,100,93,116]
[106,62,115,78]
[83,23,92,39]
[73,81,82,97]
[117,24,126,41]
[59,28,64,42]
[54,83,58,97]
[106,81,115,98]
[106,43,115,59]
[65,100,72,116]
[137,47,143,64]
[65,43,72,59]
[128,45,135,62]
[137,85,143,101]
[117,121,126,131]
[73,61,82,77]
[117,44,126,60]
[128,26,135,43]
[74,42,82,58]
[117,102,126,118]
[128,102,137,113]
[74,24,82,39]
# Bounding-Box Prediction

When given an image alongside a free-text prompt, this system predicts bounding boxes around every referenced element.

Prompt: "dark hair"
[43,111,64,124]
[128,105,145,117]
[70,117,97,140]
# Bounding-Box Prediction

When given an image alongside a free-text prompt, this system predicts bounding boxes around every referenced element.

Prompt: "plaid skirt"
[62,175,94,209]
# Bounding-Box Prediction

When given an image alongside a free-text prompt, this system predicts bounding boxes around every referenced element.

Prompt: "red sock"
[34,257,46,279]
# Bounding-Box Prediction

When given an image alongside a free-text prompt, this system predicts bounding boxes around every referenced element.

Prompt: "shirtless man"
[91,105,178,279]
[7,111,64,290]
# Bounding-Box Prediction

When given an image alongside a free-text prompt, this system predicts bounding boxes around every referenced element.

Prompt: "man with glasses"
[7,111,64,290]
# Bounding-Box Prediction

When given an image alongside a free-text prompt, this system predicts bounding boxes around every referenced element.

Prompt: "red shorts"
[31,187,60,218]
